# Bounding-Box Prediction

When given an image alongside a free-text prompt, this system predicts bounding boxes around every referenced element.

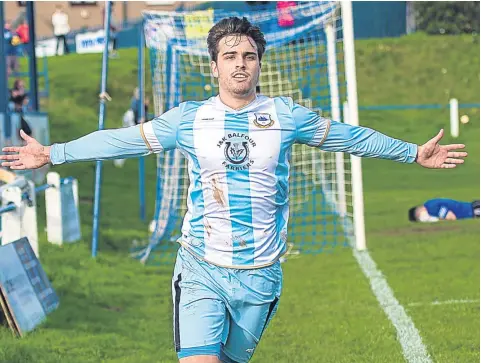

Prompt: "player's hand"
[416,129,467,169]
[0,130,51,170]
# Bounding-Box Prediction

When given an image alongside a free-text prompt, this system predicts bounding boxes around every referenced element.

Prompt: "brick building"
[3,1,202,39]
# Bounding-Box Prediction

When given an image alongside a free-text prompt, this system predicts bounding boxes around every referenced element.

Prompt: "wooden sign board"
[0,287,18,335]
[0,238,59,336]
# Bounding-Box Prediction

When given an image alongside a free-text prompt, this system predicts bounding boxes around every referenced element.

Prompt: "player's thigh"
[221,296,280,363]
[172,248,229,360]
[222,264,282,363]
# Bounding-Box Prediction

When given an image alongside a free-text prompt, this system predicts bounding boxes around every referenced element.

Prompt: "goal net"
[134,1,357,264]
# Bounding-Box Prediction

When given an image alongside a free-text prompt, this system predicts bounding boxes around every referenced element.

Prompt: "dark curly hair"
[207,17,266,62]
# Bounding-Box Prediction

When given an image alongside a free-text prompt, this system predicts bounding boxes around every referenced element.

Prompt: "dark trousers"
[56,34,69,55]
[472,200,480,218]
[111,37,118,51]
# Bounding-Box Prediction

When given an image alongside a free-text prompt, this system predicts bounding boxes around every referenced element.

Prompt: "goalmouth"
[133,1,366,264]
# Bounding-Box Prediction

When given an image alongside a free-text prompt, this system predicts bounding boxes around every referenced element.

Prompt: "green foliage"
[0,35,479,362]
[414,2,480,35]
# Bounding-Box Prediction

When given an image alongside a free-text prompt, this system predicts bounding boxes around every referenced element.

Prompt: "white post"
[341,1,367,250]
[1,185,22,245]
[450,98,459,138]
[45,172,63,245]
[325,20,347,217]
[1,178,39,257]
[45,172,81,244]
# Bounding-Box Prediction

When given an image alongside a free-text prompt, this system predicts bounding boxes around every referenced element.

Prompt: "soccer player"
[1,17,467,363]
[409,198,480,222]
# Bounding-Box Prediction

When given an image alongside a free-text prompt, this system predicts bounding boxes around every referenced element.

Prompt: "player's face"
[416,207,430,222]
[211,34,261,98]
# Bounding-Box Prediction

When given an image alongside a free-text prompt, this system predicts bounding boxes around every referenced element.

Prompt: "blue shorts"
[172,246,283,362]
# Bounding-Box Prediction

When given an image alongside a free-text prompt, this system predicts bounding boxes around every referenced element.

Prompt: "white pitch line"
[408,299,479,307]
[352,248,432,363]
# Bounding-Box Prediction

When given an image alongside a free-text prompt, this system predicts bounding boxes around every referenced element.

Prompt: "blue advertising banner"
[0,238,59,336]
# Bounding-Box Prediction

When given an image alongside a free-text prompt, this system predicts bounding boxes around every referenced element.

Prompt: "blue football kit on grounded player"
[424,198,475,219]
[50,95,417,362]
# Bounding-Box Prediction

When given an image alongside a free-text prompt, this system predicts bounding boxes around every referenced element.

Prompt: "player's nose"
[235,59,247,69]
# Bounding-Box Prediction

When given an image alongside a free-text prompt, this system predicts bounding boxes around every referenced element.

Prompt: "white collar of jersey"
[214,95,260,113]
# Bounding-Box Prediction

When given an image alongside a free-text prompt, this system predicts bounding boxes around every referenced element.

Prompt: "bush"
[414,2,480,35]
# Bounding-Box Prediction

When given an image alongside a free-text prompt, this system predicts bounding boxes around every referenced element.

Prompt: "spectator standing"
[51,5,70,56]
[9,79,32,136]
[15,19,29,55]
[130,87,149,124]
[102,3,119,58]
[277,1,296,28]
[4,21,19,76]
[114,88,149,167]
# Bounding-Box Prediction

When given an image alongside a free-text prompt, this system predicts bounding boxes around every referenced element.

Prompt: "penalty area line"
[352,248,432,363]
[408,299,479,307]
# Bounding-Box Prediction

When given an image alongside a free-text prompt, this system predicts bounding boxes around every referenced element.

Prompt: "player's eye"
[247,55,256,60]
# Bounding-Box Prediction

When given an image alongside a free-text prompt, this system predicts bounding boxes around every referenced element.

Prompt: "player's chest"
[179,112,294,171]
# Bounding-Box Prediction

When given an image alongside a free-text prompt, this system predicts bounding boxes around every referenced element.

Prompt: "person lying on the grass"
[409,198,480,222]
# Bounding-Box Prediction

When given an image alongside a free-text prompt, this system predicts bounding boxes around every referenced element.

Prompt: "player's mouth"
[232,72,249,81]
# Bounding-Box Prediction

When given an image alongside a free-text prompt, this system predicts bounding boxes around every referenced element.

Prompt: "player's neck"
[218,92,256,111]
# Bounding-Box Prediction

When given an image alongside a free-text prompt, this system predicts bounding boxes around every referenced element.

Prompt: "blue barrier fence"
[0,203,16,214]
[91,1,113,259]
[33,177,74,195]
[0,177,75,216]
[358,103,480,111]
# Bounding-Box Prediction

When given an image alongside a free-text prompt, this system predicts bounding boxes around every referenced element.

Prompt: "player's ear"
[211,60,219,78]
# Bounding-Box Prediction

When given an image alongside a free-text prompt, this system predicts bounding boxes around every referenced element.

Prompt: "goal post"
[134,1,367,264]
[340,1,367,250]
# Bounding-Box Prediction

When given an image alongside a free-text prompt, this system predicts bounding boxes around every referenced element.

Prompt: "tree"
[414,2,480,35]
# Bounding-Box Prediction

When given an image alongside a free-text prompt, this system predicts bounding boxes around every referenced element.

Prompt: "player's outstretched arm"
[1,107,182,171]
[293,100,464,168]
[319,122,467,169]
[1,125,151,170]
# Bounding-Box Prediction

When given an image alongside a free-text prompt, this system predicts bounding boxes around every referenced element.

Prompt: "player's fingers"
[1,160,23,168]
[431,129,444,143]
[0,154,21,161]
[2,146,22,153]
[9,164,26,170]
[444,144,465,151]
[20,129,34,142]
[441,163,456,169]
[447,151,467,158]
[445,158,464,164]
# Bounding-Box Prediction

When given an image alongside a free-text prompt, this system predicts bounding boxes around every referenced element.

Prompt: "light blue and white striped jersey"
[50,95,418,268]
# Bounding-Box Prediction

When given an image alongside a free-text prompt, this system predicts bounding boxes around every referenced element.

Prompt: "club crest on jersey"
[217,133,256,170]
[225,142,249,165]
[253,113,274,128]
